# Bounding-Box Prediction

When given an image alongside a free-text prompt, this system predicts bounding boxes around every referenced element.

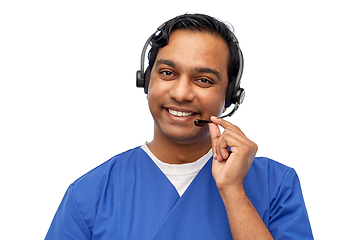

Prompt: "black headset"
[136,23,245,118]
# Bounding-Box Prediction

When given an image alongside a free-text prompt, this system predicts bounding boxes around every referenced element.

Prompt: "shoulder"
[244,157,298,212]
[248,157,294,180]
[249,157,299,196]
[249,158,313,238]
[252,156,291,170]
[47,147,147,235]
[62,146,147,229]
[70,146,144,201]
[75,147,142,180]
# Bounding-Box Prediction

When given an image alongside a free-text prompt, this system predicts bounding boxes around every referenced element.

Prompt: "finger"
[208,122,221,160]
[216,129,241,160]
[210,127,235,162]
[210,116,246,137]
[209,117,237,161]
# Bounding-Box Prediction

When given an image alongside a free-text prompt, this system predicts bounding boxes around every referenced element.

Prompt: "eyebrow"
[156,59,176,68]
[194,67,220,79]
[156,58,221,80]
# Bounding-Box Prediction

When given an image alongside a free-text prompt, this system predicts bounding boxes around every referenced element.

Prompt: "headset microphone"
[194,100,242,126]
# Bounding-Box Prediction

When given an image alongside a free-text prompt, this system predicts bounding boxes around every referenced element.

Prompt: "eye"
[198,78,211,83]
[195,78,214,86]
[161,70,173,76]
[158,70,177,80]
[159,70,174,77]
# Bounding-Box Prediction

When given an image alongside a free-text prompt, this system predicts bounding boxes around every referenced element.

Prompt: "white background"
[1,0,359,239]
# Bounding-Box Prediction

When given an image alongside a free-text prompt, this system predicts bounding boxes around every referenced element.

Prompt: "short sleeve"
[269,168,313,239]
[45,185,91,240]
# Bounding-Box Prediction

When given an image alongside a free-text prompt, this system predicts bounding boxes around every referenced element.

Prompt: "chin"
[157,123,210,144]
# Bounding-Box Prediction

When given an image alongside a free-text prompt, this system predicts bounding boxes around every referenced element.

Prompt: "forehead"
[155,29,230,79]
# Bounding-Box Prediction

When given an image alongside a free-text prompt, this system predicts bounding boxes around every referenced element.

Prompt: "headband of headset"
[136,15,245,110]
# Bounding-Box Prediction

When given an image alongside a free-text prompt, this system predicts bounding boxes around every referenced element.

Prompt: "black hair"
[148,13,240,84]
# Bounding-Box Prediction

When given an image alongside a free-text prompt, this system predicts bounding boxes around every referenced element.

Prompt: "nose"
[168,76,195,103]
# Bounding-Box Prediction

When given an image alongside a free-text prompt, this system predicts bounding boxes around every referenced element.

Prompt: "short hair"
[148,13,240,85]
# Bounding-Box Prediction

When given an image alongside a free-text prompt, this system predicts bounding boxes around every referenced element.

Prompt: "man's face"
[147,29,229,144]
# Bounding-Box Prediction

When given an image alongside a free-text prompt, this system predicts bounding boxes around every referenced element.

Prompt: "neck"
[147,128,212,164]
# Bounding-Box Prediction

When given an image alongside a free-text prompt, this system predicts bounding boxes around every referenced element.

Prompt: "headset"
[136,22,245,123]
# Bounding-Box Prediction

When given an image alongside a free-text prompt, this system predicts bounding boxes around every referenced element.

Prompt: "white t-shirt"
[141,143,213,197]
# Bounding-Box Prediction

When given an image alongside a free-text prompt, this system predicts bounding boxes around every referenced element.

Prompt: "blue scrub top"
[45,146,313,239]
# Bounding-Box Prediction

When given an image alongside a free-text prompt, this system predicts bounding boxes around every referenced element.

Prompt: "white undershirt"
[141,143,212,197]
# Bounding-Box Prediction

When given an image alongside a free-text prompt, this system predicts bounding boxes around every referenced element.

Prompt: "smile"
[167,109,195,117]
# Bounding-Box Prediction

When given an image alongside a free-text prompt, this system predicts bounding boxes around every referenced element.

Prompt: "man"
[45,13,313,239]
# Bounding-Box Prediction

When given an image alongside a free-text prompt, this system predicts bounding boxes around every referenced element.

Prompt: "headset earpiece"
[233,87,245,105]
[225,80,245,108]
[136,70,144,88]
[136,66,150,94]
[225,80,236,108]
[144,67,150,94]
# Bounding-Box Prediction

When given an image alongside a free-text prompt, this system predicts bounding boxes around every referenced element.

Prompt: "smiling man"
[45,14,313,239]
[147,29,229,163]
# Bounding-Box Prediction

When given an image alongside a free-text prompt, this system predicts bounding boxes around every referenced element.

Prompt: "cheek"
[147,80,165,112]
[147,89,159,112]
[148,75,167,97]
[201,89,227,115]
[214,100,226,116]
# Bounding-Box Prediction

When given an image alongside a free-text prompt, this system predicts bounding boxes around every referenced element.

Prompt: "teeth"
[168,109,194,117]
